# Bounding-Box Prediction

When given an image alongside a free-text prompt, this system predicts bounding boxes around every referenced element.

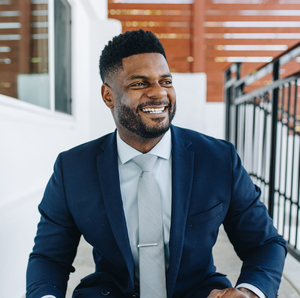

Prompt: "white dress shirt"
[117,129,172,279]
[41,129,265,298]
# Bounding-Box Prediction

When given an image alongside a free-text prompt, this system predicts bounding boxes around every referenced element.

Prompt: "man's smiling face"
[105,53,176,141]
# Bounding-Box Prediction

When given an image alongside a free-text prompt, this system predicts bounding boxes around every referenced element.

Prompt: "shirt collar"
[116,129,172,165]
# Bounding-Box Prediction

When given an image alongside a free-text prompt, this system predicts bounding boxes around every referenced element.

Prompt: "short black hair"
[99,29,167,83]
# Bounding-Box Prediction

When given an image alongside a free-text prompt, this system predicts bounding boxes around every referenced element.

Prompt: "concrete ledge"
[282,253,300,296]
[67,226,300,297]
[213,226,300,298]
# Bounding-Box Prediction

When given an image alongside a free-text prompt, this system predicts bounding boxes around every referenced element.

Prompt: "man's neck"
[117,129,165,153]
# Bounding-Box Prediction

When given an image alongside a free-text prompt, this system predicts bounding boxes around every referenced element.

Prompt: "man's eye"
[161,80,172,86]
[131,82,146,87]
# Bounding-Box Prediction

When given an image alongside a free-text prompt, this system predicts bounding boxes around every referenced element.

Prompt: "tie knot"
[132,154,158,172]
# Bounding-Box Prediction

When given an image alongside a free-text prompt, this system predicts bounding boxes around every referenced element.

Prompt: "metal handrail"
[234,75,299,106]
[224,41,300,262]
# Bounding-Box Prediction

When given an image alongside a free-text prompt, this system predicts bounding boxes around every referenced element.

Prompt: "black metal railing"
[224,42,300,262]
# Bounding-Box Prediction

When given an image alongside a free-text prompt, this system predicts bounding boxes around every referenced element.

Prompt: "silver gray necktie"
[132,154,167,298]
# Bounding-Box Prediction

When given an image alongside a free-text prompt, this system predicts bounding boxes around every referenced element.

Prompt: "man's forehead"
[121,53,170,77]
[122,52,166,63]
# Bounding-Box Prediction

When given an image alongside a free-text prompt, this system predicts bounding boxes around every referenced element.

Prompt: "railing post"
[234,63,242,149]
[235,63,242,94]
[268,60,280,218]
[225,68,232,141]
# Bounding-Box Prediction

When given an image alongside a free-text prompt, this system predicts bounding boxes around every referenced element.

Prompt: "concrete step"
[213,226,300,298]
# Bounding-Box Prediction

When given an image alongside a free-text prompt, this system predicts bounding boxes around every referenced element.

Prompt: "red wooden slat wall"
[108,0,300,103]
[205,1,300,102]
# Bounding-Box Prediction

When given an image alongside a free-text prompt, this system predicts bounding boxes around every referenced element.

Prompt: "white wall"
[87,18,120,140]
[0,1,120,297]
[172,72,225,139]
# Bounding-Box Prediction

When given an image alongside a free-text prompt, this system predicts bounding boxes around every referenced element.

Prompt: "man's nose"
[145,83,167,99]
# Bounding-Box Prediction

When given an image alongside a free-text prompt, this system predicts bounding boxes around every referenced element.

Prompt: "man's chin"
[135,123,171,139]
[117,103,175,139]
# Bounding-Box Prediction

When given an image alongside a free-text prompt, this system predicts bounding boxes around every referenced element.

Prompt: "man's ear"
[101,84,114,109]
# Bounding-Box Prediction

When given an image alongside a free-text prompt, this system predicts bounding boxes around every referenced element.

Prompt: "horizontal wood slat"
[0,16,20,22]
[0,28,20,35]
[0,62,18,70]
[206,15,300,22]
[113,15,191,22]
[205,28,300,34]
[121,26,191,34]
[31,4,47,10]
[0,5,19,11]
[205,39,299,46]
[206,50,283,58]
[0,50,19,58]
[206,4,300,10]
[0,71,17,81]
[108,3,192,10]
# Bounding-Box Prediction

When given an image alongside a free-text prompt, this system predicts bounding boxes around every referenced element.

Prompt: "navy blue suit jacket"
[26,125,287,298]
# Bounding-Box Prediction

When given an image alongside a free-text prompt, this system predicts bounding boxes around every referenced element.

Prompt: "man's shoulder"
[171,125,234,152]
[60,131,116,160]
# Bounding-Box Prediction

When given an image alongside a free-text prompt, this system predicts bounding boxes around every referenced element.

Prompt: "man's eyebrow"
[127,75,149,81]
[127,73,172,81]
[161,73,172,78]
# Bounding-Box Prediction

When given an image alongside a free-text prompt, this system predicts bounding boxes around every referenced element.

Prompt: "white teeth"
[142,107,165,113]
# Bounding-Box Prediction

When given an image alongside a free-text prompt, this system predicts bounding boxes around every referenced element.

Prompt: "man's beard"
[117,101,176,139]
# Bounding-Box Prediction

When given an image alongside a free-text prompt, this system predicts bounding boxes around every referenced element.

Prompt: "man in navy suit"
[26,30,287,298]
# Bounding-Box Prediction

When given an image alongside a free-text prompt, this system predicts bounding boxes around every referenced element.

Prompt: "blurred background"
[1,0,300,297]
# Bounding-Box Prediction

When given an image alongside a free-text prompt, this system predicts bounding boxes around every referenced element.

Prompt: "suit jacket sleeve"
[223,144,287,298]
[26,153,81,298]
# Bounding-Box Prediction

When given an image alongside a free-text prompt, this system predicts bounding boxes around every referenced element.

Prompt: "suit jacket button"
[101,291,110,296]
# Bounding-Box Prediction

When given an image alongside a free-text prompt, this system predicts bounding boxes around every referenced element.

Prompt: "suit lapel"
[167,126,194,297]
[96,131,135,288]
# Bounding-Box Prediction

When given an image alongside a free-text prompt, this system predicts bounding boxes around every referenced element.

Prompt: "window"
[54,0,71,114]
[0,0,72,114]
